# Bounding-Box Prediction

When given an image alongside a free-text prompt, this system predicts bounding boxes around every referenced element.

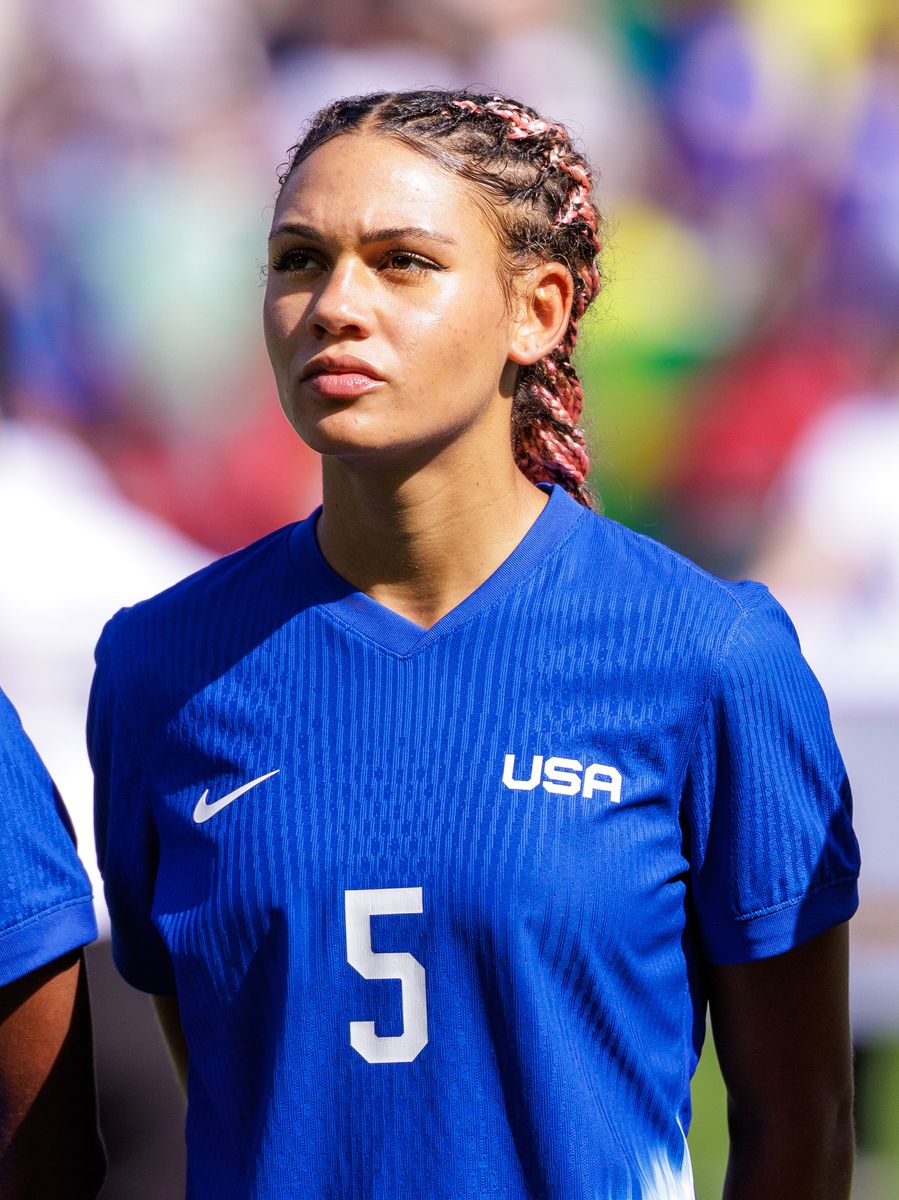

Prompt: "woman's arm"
[0,949,106,1198]
[152,993,189,1093]
[707,923,854,1200]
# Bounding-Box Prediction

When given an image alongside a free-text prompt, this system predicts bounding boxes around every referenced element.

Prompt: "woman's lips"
[304,372,385,398]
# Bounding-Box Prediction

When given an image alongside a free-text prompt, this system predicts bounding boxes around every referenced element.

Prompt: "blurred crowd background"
[0,0,897,1196]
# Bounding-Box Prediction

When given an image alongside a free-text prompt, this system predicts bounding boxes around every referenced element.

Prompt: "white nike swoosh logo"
[192,770,280,824]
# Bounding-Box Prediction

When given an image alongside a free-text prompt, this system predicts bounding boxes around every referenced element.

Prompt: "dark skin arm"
[0,949,106,1199]
[152,993,189,1094]
[708,923,854,1200]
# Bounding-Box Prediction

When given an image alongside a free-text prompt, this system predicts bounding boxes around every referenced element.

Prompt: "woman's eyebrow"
[268,222,457,247]
[362,226,458,247]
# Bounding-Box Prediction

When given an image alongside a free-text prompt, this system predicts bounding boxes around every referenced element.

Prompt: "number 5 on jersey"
[344,887,429,1063]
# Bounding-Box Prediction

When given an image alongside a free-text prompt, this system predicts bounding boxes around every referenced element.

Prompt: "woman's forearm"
[707,926,855,1200]
[723,1099,854,1200]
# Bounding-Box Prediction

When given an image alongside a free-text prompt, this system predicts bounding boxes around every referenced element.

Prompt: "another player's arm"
[152,993,189,1093]
[707,923,854,1200]
[0,949,105,1199]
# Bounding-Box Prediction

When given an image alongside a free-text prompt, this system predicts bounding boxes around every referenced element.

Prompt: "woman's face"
[263,133,523,466]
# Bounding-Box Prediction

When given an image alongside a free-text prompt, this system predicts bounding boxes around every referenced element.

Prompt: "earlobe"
[508,263,574,366]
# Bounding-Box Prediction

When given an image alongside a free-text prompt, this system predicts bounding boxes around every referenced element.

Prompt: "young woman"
[89,90,859,1200]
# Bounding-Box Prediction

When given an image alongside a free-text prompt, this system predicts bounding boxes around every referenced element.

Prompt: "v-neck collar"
[286,484,588,657]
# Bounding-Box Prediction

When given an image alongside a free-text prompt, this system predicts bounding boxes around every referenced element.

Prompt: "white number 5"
[344,887,429,1063]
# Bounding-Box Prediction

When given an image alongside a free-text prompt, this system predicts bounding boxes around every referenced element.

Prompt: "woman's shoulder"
[569,505,780,635]
[93,521,301,683]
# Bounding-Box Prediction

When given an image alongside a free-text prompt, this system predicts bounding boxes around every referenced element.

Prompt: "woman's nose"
[305,261,372,339]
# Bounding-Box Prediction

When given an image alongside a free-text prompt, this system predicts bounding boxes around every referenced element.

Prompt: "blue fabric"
[0,687,97,987]
[89,485,859,1200]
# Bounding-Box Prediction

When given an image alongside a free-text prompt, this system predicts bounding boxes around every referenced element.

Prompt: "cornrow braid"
[279,89,603,508]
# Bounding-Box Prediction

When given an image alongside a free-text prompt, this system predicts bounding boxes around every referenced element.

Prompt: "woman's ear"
[507,262,574,366]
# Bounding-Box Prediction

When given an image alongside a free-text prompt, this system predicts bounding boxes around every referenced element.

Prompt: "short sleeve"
[88,617,176,993]
[683,587,860,965]
[0,688,97,987]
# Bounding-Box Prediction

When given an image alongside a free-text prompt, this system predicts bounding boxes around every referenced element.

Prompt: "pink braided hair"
[280,90,604,507]
[449,96,601,505]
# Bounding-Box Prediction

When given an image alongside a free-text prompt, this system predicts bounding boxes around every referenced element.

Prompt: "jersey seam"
[601,516,773,615]
[680,970,693,1142]
[702,873,858,927]
[659,541,768,613]
[0,893,94,942]
[292,505,592,660]
[672,585,770,804]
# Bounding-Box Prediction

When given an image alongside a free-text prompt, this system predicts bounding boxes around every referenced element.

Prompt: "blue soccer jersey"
[89,484,859,1200]
[0,686,97,986]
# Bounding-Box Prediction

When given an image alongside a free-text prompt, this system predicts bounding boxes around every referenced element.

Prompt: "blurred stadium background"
[0,1,897,1196]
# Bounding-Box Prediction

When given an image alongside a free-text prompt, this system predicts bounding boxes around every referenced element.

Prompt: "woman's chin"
[285,410,420,462]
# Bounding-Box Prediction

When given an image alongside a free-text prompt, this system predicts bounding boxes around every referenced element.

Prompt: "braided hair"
[278,90,603,508]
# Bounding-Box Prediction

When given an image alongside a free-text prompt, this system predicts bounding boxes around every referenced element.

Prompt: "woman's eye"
[270,248,319,273]
[383,252,438,274]
[269,248,440,276]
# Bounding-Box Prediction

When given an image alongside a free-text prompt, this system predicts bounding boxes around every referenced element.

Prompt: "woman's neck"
[316,452,548,630]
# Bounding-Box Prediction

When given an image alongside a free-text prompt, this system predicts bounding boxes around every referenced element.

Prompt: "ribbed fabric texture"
[89,485,859,1200]
[0,687,97,986]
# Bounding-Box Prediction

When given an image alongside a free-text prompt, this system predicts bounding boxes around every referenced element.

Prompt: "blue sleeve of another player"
[0,689,97,987]
[88,619,176,994]
[683,587,860,965]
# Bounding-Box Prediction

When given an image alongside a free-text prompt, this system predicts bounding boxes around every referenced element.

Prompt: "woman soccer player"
[89,90,859,1199]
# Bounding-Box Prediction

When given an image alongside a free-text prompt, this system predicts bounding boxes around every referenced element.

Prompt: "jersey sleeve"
[0,689,97,988]
[683,587,860,965]
[88,617,176,994]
